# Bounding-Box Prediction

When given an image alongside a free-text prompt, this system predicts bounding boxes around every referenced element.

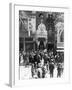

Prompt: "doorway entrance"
[39,40,45,50]
[47,43,54,50]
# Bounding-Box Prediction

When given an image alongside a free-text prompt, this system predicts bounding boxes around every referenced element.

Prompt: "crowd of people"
[19,49,64,79]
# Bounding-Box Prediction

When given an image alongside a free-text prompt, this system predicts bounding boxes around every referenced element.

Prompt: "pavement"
[20,66,64,80]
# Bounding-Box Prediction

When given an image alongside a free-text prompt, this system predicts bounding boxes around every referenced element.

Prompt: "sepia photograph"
[19,10,64,80]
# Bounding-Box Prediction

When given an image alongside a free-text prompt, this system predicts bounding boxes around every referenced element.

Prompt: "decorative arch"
[60,30,64,42]
[55,22,64,43]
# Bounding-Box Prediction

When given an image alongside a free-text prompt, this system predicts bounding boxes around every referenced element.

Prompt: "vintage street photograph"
[19,10,64,80]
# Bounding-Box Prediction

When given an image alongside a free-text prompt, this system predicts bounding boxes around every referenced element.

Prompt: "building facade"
[19,11,64,53]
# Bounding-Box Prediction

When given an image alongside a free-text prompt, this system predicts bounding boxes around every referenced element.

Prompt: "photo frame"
[9,3,70,87]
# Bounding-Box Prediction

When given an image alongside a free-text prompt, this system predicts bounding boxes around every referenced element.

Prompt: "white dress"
[36,23,47,39]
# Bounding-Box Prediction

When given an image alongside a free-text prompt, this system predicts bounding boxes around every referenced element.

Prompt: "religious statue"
[46,14,55,31]
[36,13,47,50]
[36,18,47,39]
[38,19,46,32]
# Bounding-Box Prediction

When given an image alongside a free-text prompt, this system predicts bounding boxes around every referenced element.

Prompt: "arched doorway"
[39,40,45,50]
[47,43,54,50]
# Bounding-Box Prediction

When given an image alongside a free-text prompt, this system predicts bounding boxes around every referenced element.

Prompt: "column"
[24,37,25,51]
[33,42,35,51]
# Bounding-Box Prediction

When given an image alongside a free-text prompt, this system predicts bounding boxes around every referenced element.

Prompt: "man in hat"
[49,61,54,78]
